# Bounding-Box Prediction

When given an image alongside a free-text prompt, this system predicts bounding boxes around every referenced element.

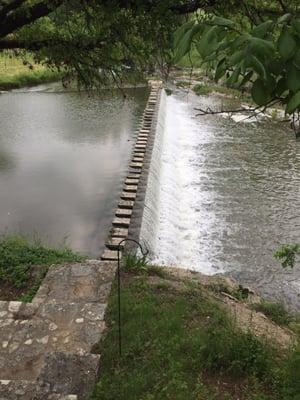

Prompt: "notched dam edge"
[102,79,163,259]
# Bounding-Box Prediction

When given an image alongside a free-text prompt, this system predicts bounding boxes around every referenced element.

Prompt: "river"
[0,84,148,257]
[140,88,300,311]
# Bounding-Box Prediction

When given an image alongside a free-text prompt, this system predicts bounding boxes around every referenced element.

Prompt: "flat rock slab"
[33,261,116,304]
[120,192,136,200]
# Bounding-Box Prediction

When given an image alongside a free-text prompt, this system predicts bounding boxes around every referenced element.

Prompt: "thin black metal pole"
[116,238,148,357]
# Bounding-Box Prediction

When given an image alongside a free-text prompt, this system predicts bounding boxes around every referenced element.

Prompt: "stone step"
[127,173,140,179]
[110,227,128,237]
[115,208,132,217]
[118,200,134,209]
[123,185,137,193]
[105,237,126,250]
[101,250,119,261]
[133,147,146,153]
[132,152,144,158]
[129,162,143,169]
[112,217,130,228]
[125,178,139,185]
[120,191,136,200]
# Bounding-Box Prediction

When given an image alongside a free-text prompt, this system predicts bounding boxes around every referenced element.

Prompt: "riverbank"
[0,54,61,90]
[91,261,300,400]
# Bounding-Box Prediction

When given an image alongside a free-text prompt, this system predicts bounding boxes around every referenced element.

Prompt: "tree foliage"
[174,1,300,119]
[0,1,216,87]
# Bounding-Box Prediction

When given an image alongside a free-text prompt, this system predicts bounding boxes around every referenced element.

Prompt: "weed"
[252,301,293,327]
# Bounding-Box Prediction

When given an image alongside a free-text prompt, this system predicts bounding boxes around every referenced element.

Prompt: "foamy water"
[140,89,300,310]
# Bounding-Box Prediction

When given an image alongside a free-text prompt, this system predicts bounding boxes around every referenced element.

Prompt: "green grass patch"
[0,53,62,90]
[0,234,84,301]
[90,268,300,400]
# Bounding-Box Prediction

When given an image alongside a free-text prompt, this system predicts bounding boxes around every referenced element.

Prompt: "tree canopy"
[174,1,300,120]
[0,1,214,86]
[1,0,300,120]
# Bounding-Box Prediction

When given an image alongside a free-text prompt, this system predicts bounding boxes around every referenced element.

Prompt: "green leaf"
[174,23,202,62]
[278,13,292,24]
[215,58,226,81]
[250,55,267,80]
[251,79,270,106]
[196,25,219,58]
[226,67,240,86]
[286,90,300,113]
[268,58,285,75]
[251,21,273,38]
[278,29,297,59]
[228,50,244,66]
[212,16,235,28]
[276,77,287,96]
[292,19,300,36]
[286,65,300,92]
[248,37,275,59]
[293,49,300,69]
[173,20,195,48]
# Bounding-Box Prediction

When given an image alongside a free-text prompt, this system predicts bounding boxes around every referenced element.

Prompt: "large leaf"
[278,13,292,24]
[226,66,240,86]
[278,29,297,59]
[174,23,202,62]
[286,65,300,92]
[215,58,226,81]
[293,49,300,69]
[212,16,235,28]
[173,20,195,48]
[248,37,275,59]
[251,79,270,106]
[196,25,219,58]
[249,55,267,80]
[228,50,244,66]
[286,90,300,113]
[251,21,273,38]
[276,77,287,96]
[268,58,285,75]
[292,19,300,36]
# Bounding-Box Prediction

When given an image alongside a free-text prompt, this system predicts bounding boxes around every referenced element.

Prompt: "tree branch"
[0,38,105,50]
[0,0,65,38]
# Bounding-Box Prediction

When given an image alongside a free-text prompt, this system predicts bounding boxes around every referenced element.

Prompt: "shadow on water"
[0,84,149,257]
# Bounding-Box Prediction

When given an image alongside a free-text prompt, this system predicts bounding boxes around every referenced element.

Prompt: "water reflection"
[0,86,148,257]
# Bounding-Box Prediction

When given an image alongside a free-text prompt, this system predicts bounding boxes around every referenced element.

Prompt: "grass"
[252,301,300,331]
[90,260,300,400]
[0,234,84,301]
[0,52,62,90]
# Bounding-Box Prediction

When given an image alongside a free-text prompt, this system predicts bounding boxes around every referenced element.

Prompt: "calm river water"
[0,84,148,257]
[141,89,300,310]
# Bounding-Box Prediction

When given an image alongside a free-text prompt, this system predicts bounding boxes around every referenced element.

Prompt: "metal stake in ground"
[117,238,148,357]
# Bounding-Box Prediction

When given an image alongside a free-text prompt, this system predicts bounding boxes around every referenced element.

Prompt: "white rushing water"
[140,88,300,309]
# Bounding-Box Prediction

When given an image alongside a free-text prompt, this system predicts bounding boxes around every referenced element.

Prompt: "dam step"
[110,227,128,237]
[112,217,130,228]
[105,237,126,250]
[101,250,119,261]
[115,208,132,217]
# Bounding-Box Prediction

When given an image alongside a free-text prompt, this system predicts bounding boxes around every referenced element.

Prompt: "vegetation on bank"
[0,235,84,302]
[91,258,300,400]
[0,53,62,90]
